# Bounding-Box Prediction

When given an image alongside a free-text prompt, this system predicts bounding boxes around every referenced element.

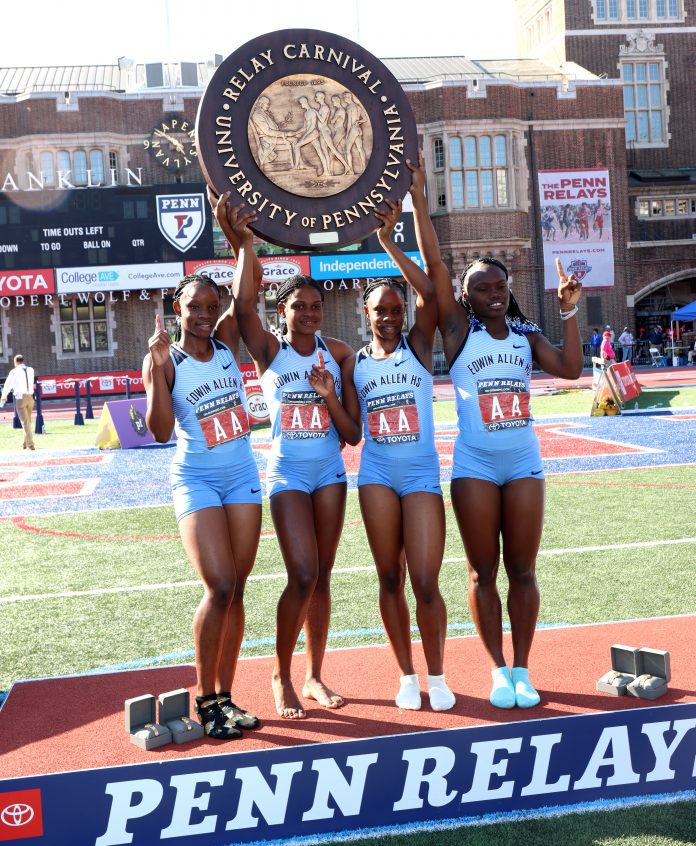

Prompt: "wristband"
[560,305,578,321]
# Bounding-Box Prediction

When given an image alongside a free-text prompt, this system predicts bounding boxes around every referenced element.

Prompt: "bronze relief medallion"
[196,29,417,250]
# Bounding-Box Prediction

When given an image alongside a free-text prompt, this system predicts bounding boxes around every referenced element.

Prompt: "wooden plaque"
[196,29,418,250]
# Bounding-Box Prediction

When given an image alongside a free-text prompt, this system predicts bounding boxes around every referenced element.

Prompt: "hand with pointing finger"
[148,313,172,367]
[556,257,582,310]
[308,349,335,400]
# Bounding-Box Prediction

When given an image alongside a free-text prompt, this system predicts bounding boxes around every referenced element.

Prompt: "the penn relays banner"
[538,169,614,291]
[1,704,694,845]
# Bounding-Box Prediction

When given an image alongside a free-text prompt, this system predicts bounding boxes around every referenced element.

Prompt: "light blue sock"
[490,666,515,709]
[512,666,541,708]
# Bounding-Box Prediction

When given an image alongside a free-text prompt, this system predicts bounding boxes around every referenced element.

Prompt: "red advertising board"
[0,269,55,297]
[39,370,144,398]
[608,361,642,403]
[185,255,310,286]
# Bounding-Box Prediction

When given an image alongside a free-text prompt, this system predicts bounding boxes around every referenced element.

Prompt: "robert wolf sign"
[0,704,694,845]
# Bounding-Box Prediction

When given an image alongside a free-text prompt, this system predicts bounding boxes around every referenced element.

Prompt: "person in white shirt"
[1,354,36,449]
[688,340,696,366]
[618,327,634,363]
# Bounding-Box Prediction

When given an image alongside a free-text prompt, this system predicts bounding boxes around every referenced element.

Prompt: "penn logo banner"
[538,169,614,291]
[156,194,205,253]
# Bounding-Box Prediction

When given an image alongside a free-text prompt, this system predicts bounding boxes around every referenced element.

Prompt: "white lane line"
[2,536,696,604]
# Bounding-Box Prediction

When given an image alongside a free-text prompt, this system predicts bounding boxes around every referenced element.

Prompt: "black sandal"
[195,696,242,740]
[217,692,260,729]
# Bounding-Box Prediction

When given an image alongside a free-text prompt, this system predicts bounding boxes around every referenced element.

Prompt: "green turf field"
[2,465,695,689]
[323,797,696,846]
[2,393,695,846]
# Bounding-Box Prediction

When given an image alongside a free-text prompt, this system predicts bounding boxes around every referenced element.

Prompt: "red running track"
[0,615,693,779]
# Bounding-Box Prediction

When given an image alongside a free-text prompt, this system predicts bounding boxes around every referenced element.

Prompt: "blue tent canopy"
[672,301,696,321]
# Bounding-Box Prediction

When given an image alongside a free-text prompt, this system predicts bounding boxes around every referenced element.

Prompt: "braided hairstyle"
[362,277,406,305]
[275,274,324,306]
[459,258,540,334]
[273,274,324,336]
[171,274,220,341]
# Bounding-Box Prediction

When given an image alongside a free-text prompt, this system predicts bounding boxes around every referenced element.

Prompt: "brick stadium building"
[0,2,693,386]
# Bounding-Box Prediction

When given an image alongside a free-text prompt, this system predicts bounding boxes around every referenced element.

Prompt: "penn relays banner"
[0,704,694,845]
[538,169,614,291]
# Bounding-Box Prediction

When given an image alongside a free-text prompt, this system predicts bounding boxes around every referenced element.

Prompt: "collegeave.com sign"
[1,704,694,845]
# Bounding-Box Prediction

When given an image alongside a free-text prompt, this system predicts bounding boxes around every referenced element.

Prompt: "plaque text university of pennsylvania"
[196,29,418,250]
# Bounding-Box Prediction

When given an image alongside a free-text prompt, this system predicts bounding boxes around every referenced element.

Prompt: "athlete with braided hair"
[211,192,360,719]
[143,272,261,739]
[348,195,455,712]
[409,155,583,710]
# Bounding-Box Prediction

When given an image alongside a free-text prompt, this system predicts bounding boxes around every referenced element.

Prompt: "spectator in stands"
[600,331,616,367]
[648,325,664,348]
[618,327,634,363]
[688,339,696,366]
[590,327,602,358]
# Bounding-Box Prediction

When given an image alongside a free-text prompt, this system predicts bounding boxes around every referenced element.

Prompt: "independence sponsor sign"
[56,263,184,294]
[1,704,694,845]
[310,251,424,280]
[538,169,614,291]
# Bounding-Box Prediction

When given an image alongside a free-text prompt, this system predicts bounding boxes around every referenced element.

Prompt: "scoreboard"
[0,182,418,274]
[0,184,214,270]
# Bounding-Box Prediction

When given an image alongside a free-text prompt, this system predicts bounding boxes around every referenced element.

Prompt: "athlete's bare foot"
[272,675,306,719]
[302,677,344,709]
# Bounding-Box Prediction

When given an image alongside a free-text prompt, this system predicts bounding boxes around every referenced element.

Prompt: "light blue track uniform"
[354,336,441,496]
[449,320,544,486]
[169,338,261,520]
[260,335,345,497]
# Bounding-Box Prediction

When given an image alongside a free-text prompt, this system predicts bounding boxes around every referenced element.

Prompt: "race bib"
[477,378,531,432]
[367,391,420,444]
[195,391,250,448]
[281,390,330,440]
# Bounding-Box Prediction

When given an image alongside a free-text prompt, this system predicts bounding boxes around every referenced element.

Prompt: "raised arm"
[374,198,436,365]
[408,154,468,359]
[143,314,175,442]
[208,187,265,358]
[530,257,583,379]
[218,200,279,374]
[208,187,264,285]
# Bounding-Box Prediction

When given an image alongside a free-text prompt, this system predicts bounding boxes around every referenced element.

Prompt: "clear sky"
[4,0,517,67]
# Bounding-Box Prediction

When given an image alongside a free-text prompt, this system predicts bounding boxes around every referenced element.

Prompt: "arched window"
[432,137,446,209]
[57,150,71,180]
[40,152,55,186]
[449,138,463,208]
[73,150,88,185]
[90,150,105,184]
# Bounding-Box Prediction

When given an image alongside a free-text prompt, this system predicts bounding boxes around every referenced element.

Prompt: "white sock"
[395,674,421,710]
[427,674,456,711]
[490,666,516,709]
[512,667,541,708]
